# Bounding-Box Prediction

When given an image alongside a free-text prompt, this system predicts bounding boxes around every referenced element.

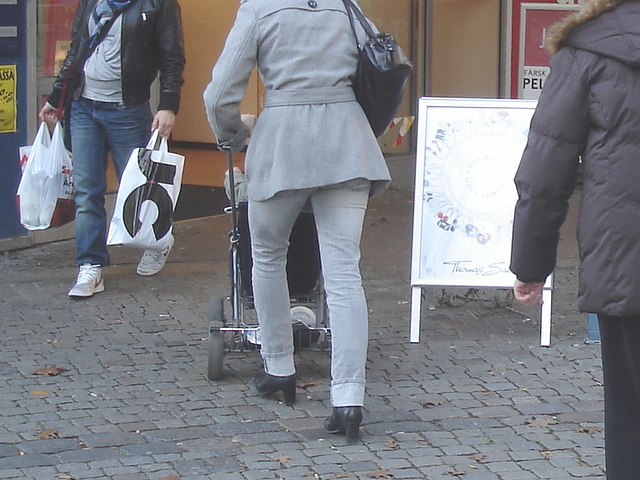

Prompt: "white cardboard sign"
[410,97,552,345]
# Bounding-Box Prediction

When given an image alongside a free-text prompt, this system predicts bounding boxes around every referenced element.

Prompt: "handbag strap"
[341,0,375,49]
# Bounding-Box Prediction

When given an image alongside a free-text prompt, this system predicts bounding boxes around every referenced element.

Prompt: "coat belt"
[265,87,356,107]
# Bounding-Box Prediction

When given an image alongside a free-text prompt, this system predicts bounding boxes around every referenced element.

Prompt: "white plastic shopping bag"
[19,145,31,172]
[17,123,75,230]
[107,130,185,251]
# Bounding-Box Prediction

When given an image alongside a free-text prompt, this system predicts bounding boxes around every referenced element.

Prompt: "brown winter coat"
[510,0,640,316]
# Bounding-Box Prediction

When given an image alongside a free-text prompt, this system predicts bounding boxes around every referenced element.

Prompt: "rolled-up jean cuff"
[331,381,365,407]
[262,351,295,377]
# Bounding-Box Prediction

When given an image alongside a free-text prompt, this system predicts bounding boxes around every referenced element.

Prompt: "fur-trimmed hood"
[545,0,640,66]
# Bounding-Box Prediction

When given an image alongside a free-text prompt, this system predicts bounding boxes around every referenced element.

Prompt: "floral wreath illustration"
[422,109,529,245]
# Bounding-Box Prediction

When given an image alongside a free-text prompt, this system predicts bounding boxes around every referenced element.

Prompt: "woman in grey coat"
[204,0,390,444]
[510,1,640,477]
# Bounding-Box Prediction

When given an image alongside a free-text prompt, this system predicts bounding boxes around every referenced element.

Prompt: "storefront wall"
[429,0,501,98]
[0,0,582,244]
[0,1,28,241]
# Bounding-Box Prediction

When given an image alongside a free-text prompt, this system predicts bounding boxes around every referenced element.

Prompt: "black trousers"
[597,315,640,479]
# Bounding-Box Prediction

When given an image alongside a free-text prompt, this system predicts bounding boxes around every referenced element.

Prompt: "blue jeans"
[70,98,153,266]
[249,180,371,407]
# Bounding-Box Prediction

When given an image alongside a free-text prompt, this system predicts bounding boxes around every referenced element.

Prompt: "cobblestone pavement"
[0,155,605,479]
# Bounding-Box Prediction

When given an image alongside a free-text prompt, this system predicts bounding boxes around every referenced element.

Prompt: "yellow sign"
[0,65,17,133]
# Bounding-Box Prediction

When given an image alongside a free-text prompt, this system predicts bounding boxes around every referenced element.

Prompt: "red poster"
[42,0,79,77]
[506,1,580,99]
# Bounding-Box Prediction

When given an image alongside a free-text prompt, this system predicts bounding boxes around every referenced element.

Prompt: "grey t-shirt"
[82,13,123,103]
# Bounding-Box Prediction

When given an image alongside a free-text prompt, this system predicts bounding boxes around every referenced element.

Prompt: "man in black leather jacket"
[39,0,185,298]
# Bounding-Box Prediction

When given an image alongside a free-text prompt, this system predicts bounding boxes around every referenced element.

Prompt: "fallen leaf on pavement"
[36,429,58,439]
[29,390,50,396]
[577,426,602,435]
[32,365,69,376]
[297,380,321,388]
[368,468,394,478]
[526,417,558,428]
[385,439,399,449]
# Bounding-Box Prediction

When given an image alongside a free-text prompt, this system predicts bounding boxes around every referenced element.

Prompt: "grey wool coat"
[203,0,391,202]
[510,0,640,317]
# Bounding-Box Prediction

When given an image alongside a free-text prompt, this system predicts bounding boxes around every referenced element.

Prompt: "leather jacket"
[48,0,185,114]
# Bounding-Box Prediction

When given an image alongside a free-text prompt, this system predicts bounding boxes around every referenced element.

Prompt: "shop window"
[36,0,78,105]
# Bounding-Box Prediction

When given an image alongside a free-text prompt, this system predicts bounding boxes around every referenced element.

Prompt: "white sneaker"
[137,235,175,276]
[68,264,104,298]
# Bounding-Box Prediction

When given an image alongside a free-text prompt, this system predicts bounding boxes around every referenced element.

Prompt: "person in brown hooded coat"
[510,1,640,477]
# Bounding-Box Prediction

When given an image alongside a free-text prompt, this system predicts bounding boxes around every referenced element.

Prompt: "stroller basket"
[207,151,329,380]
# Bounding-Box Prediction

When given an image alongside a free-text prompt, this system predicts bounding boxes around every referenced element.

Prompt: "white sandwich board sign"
[410,97,552,346]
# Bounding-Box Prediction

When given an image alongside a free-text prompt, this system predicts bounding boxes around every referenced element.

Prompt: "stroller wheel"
[207,297,225,380]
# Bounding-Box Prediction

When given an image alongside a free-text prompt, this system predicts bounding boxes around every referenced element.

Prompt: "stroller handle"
[225,150,240,243]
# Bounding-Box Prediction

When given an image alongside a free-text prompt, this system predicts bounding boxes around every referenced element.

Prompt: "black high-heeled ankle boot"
[253,372,296,406]
[324,406,363,444]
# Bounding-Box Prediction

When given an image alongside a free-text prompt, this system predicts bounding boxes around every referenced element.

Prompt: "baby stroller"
[207,151,329,380]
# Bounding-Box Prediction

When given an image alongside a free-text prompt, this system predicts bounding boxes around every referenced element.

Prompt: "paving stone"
[55,447,122,463]
[209,420,282,437]
[0,453,57,469]
[119,441,186,456]
[0,444,20,458]
[109,474,148,480]
[15,439,80,455]
[141,427,218,442]
[0,468,26,480]
[78,432,147,448]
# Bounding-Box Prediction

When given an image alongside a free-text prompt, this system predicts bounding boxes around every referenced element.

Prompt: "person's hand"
[39,103,58,129]
[513,279,544,305]
[152,109,176,139]
[241,113,257,137]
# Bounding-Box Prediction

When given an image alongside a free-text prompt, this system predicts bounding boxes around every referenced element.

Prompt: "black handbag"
[342,0,413,137]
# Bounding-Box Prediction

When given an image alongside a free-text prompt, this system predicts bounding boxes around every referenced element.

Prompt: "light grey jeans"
[249,180,370,407]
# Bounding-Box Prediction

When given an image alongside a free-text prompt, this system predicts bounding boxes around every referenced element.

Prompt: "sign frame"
[517,3,580,99]
[502,0,581,99]
[409,97,553,346]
